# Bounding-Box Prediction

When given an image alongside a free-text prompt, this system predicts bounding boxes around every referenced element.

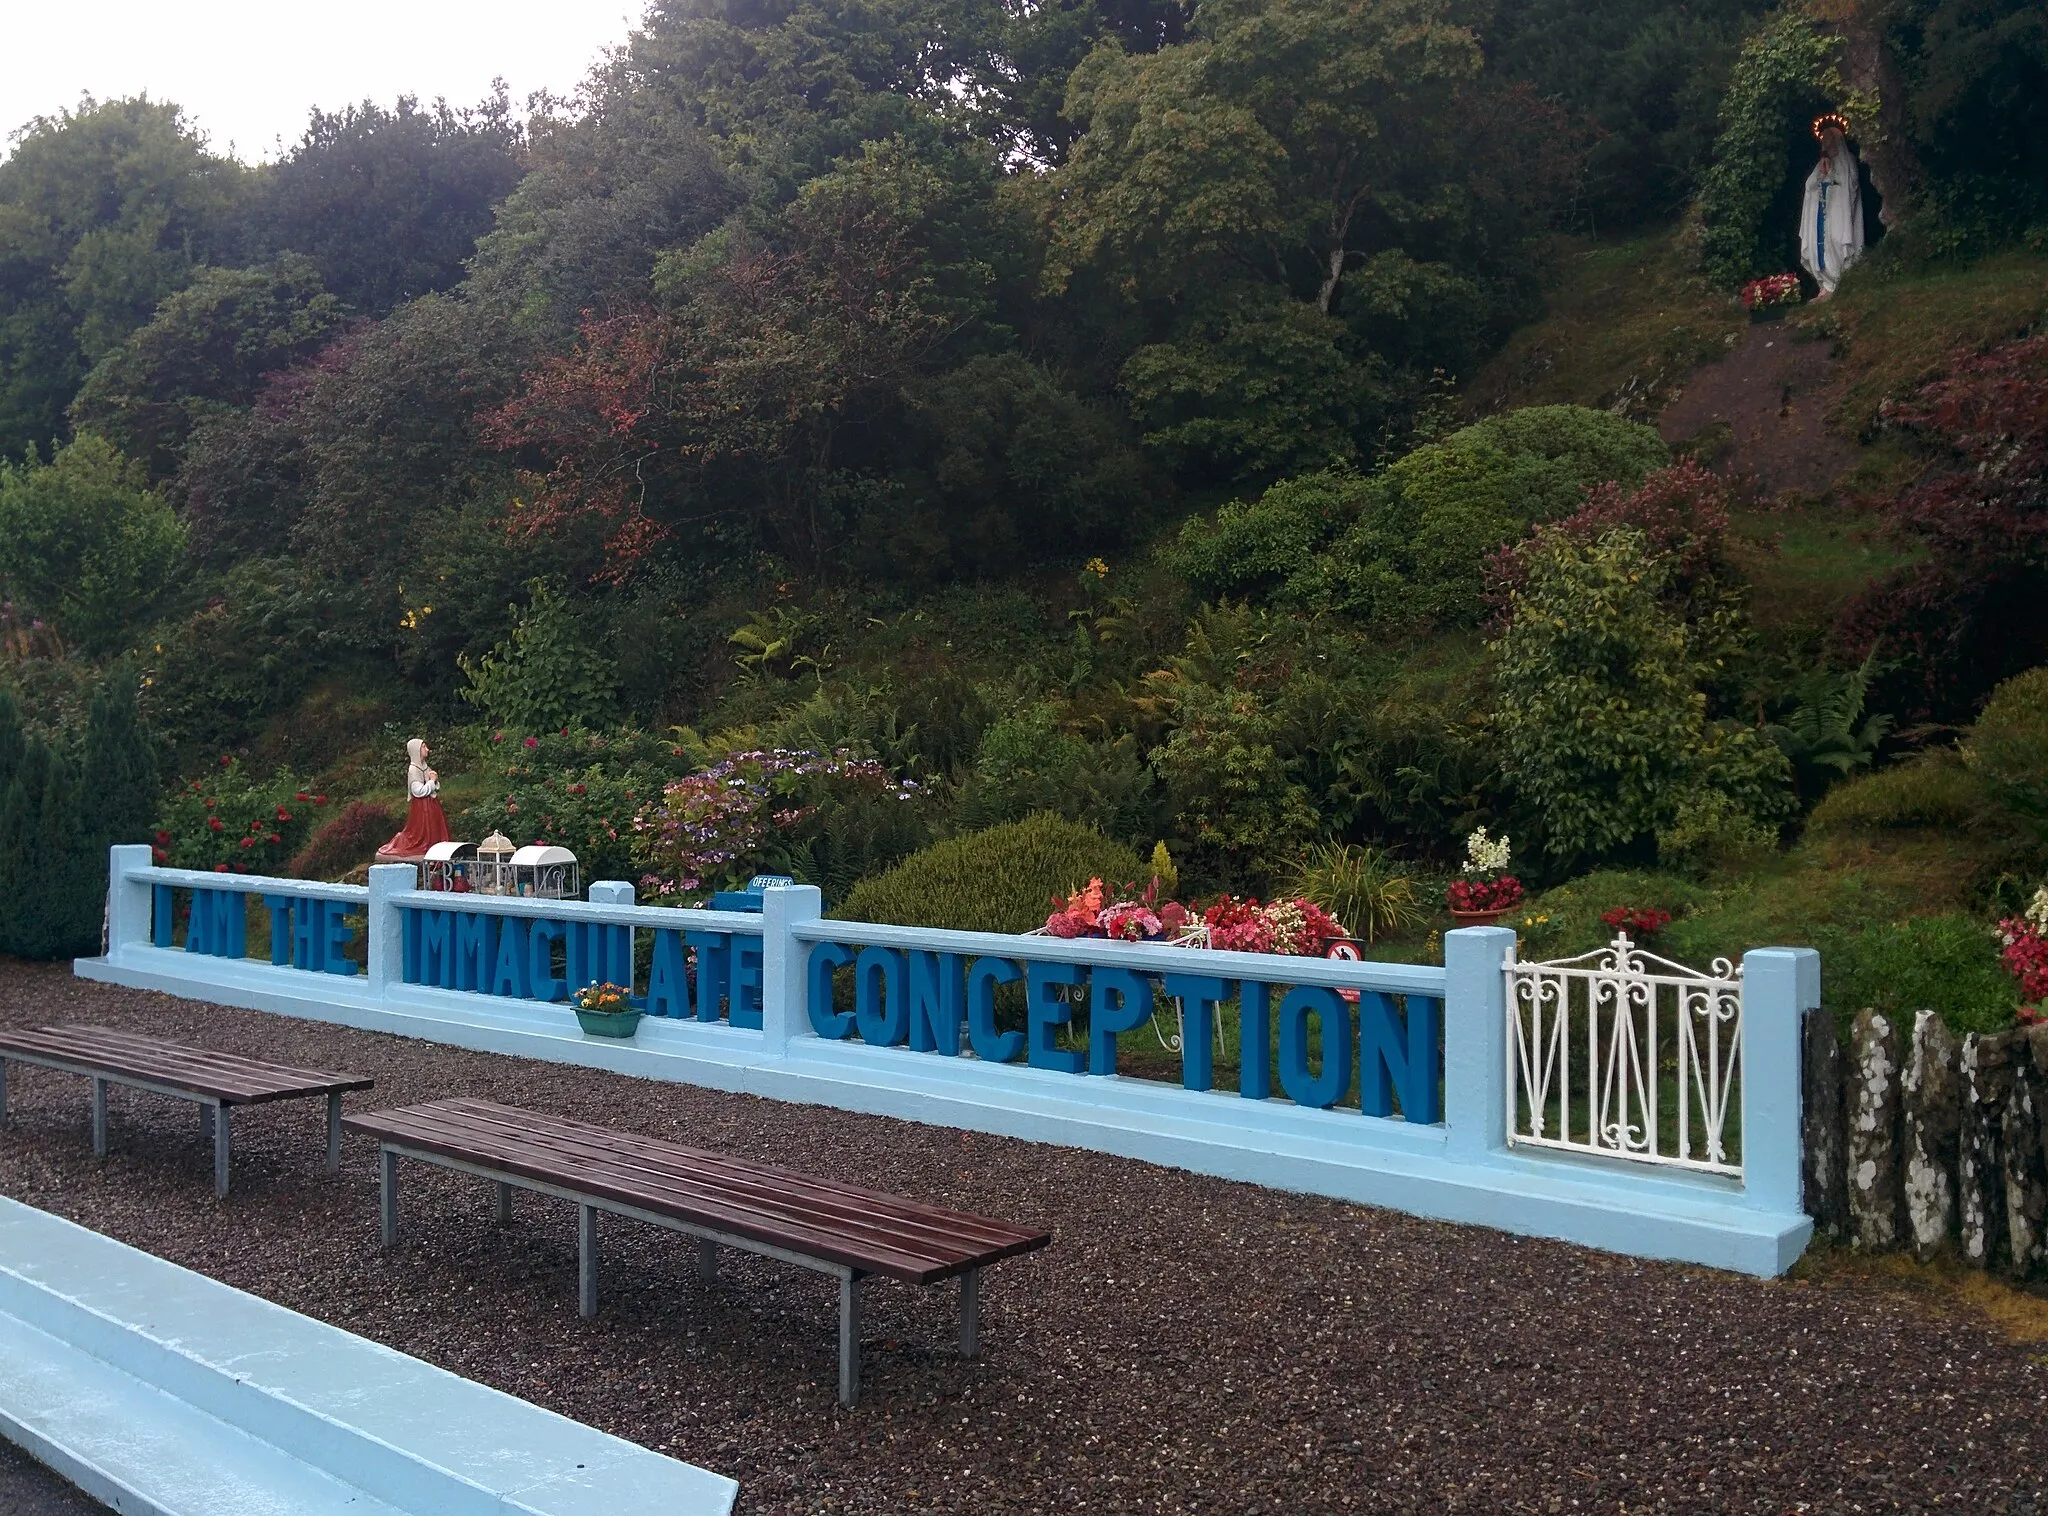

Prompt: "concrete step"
[0,1198,737,1516]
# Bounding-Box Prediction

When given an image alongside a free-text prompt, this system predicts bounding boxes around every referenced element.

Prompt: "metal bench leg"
[91,1079,108,1158]
[838,1271,862,1408]
[214,1105,231,1198]
[578,1205,599,1319]
[495,1181,514,1225]
[326,1092,342,1173]
[960,1268,980,1359]
[380,1149,398,1247]
[696,1238,717,1283]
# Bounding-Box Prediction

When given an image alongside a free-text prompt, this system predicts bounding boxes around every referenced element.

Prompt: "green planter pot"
[574,1008,644,1038]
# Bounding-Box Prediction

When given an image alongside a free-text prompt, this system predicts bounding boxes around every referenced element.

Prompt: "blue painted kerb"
[0,1196,738,1515]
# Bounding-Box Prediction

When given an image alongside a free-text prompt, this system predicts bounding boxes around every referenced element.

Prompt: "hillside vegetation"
[2,0,2045,1036]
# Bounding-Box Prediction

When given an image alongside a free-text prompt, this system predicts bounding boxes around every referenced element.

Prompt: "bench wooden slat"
[384,1106,1031,1278]
[428,1099,1038,1260]
[344,1099,1049,1283]
[351,1104,1033,1282]
[0,1027,372,1104]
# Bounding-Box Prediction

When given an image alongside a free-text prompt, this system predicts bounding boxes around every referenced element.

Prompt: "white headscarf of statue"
[406,737,439,799]
[1800,113,1865,298]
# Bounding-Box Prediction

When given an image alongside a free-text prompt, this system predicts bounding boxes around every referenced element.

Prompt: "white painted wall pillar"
[759,884,822,1051]
[365,865,414,995]
[1741,946,1820,1216]
[1442,926,1515,1161]
[104,844,152,963]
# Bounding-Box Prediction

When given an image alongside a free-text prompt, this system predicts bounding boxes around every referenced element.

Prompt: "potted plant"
[1446,827,1524,926]
[572,981,643,1038]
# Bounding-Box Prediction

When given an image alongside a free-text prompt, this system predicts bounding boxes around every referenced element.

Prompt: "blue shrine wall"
[75,849,1817,1276]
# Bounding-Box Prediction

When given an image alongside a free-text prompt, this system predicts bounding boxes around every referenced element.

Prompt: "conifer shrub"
[836,813,1146,934]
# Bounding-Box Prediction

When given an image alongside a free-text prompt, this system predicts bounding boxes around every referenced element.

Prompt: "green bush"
[1493,525,1793,869]
[157,759,327,875]
[1815,914,2018,1039]
[1291,406,1669,627]
[1806,752,1986,833]
[459,581,619,736]
[1167,468,1363,600]
[1973,666,2048,841]
[836,813,1146,934]
[951,707,1160,846]
[0,434,185,656]
[1167,407,1668,626]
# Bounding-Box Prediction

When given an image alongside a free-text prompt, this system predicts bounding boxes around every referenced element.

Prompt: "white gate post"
[365,864,414,995]
[759,884,822,1050]
[1443,926,1515,1160]
[1740,946,1819,1214]
[104,844,152,963]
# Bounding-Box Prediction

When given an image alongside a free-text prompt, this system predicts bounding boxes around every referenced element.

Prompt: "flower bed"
[1040,877,1340,956]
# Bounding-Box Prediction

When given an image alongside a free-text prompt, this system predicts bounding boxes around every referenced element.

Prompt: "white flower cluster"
[2027,884,2048,936]
[1462,826,1512,876]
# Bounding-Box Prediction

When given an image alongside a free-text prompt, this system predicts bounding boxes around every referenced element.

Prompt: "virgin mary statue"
[1800,114,1865,297]
[376,737,453,861]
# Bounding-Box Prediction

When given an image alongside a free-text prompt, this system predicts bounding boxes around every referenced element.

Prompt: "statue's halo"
[1811,111,1852,143]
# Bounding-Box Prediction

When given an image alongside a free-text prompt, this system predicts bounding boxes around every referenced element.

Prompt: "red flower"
[208,817,223,832]
[268,833,282,845]
[219,755,232,766]
[524,736,539,749]
[569,783,587,795]
[151,847,169,863]
[312,795,327,804]
[492,732,504,743]
[240,837,254,849]
[203,797,216,809]
[154,830,171,846]
[275,806,291,821]
[294,791,310,802]
[212,863,229,873]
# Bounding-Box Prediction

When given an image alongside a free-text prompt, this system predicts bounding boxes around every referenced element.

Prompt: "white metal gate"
[1506,934,1744,1178]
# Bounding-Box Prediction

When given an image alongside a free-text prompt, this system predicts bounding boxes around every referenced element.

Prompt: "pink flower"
[524,736,539,749]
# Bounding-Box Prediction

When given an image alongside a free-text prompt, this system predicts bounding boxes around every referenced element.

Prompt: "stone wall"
[1804,1005,2048,1270]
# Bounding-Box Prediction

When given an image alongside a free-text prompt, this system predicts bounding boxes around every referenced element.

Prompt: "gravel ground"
[0,1440,105,1516]
[2,962,2045,1514]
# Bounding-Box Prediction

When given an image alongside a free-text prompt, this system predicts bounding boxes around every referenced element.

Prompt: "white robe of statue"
[1799,129,1864,297]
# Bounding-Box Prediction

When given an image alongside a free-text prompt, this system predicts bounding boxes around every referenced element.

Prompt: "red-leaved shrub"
[1834,335,2048,724]
[1485,462,1734,625]
[289,801,402,881]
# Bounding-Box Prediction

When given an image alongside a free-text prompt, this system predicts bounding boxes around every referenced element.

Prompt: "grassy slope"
[1465,228,2048,1027]
[1463,227,1745,422]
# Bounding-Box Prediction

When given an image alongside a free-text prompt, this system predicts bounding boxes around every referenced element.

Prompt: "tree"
[249,93,526,315]
[486,140,973,577]
[0,97,247,458]
[0,433,185,655]
[458,581,620,734]
[1048,0,1572,475]
[0,735,102,959]
[69,255,344,479]
[79,673,160,855]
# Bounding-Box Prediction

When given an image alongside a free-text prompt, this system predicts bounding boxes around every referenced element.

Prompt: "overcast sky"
[1,0,645,163]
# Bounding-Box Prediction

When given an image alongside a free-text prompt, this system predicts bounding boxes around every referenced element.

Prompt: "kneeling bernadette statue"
[375,737,453,862]
[1800,112,1865,299]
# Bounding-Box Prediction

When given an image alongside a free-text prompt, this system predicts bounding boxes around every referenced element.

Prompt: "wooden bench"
[344,1098,1051,1405]
[0,1026,373,1198]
